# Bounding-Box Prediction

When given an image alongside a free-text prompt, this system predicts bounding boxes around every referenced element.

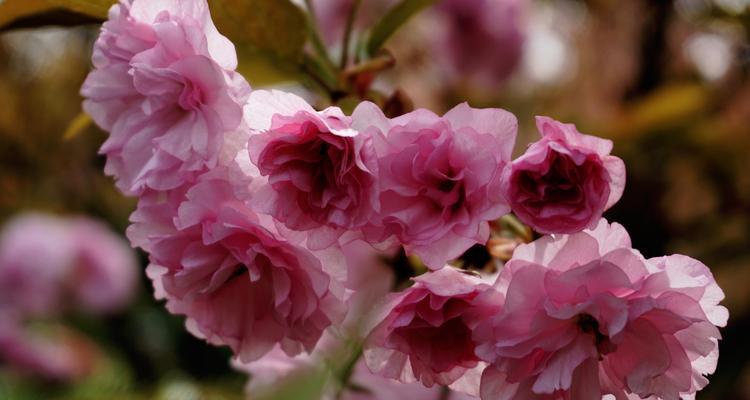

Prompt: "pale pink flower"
[232,344,315,394]
[347,360,477,400]
[130,173,345,362]
[474,219,727,400]
[432,0,526,86]
[364,267,502,394]
[338,239,396,337]
[0,213,138,317]
[246,90,379,250]
[81,0,250,195]
[234,344,474,400]
[502,116,626,234]
[352,102,517,268]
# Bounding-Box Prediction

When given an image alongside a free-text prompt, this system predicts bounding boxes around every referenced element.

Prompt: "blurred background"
[0,0,748,398]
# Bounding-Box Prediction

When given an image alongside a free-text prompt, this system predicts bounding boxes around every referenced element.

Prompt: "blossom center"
[576,314,614,357]
[178,80,206,111]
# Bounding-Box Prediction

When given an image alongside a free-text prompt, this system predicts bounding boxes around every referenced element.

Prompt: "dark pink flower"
[246,90,379,249]
[129,173,345,361]
[364,267,502,393]
[474,219,727,400]
[352,102,517,268]
[81,0,250,195]
[502,116,626,234]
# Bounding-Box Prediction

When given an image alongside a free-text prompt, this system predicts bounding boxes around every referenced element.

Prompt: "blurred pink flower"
[352,102,517,268]
[246,90,379,250]
[0,214,76,316]
[502,116,626,234]
[68,218,139,314]
[474,219,727,400]
[0,213,138,317]
[433,0,526,86]
[0,322,99,382]
[81,0,250,195]
[364,267,502,395]
[131,173,346,362]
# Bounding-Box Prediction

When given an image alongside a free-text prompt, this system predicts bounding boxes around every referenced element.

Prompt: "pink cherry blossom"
[129,172,345,362]
[502,116,626,234]
[364,267,503,394]
[246,90,379,250]
[474,219,727,400]
[81,0,250,195]
[352,102,517,268]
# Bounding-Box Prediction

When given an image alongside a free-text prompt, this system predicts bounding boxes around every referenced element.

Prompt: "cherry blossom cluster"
[81,1,727,398]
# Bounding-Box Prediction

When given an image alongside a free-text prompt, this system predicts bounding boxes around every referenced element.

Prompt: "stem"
[365,0,439,57]
[340,0,363,69]
[301,54,337,97]
[304,0,340,86]
[437,386,451,400]
[500,214,533,243]
[334,341,363,399]
[343,51,395,78]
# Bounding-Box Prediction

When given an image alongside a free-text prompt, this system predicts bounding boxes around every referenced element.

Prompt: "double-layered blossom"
[352,102,517,268]
[129,172,345,361]
[81,0,250,195]
[502,116,626,234]
[246,90,379,249]
[365,267,502,394]
[0,213,138,317]
[474,219,727,400]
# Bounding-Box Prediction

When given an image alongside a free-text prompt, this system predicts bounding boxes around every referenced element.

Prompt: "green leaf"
[0,0,112,30]
[208,0,309,86]
[62,112,93,140]
[365,0,438,57]
[0,0,309,86]
[209,0,307,61]
[45,0,113,17]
